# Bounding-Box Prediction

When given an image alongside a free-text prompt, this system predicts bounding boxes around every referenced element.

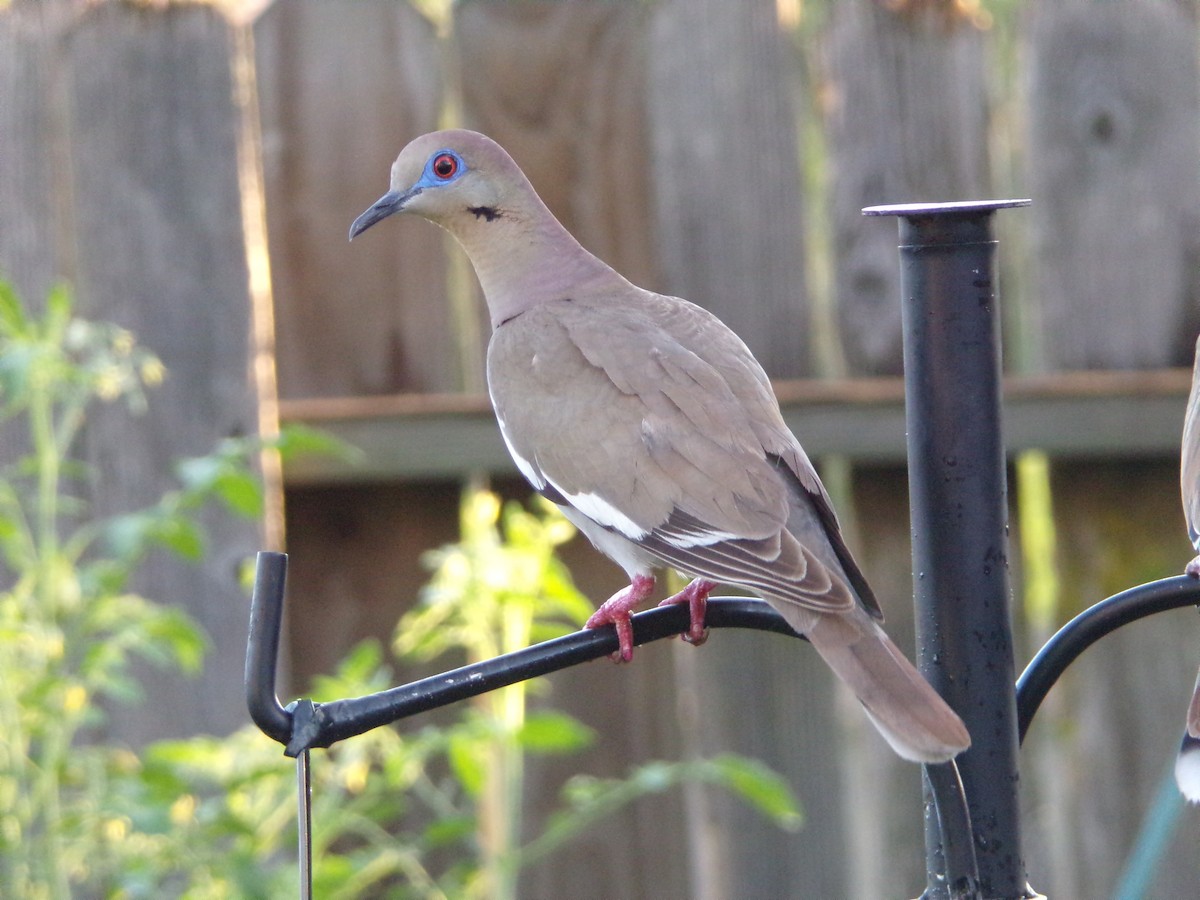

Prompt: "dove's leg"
[1188,555,1200,578]
[658,578,717,647]
[585,573,656,662]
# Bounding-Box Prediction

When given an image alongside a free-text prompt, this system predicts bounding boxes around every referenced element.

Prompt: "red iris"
[432,153,458,180]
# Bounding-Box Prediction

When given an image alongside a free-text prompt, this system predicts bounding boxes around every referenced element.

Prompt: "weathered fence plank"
[824,1,992,375]
[0,3,65,305]
[255,0,450,399]
[1026,0,1200,370]
[0,0,263,743]
[69,1,262,744]
[282,481,461,688]
[455,0,659,294]
[647,0,811,379]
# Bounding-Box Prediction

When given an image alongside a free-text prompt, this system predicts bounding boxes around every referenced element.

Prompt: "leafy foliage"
[0,281,260,898]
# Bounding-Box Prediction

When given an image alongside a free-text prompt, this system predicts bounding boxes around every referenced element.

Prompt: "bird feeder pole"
[865,200,1031,900]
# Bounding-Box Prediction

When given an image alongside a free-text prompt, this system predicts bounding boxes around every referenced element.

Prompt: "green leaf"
[0,343,36,407]
[102,511,156,561]
[43,283,72,340]
[309,639,393,701]
[707,753,803,830]
[214,469,263,518]
[142,607,208,674]
[516,710,595,755]
[272,423,360,463]
[0,279,28,336]
[176,454,224,493]
[447,731,487,799]
[423,814,475,849]
[79,558,130,595]
[154,514,206,561]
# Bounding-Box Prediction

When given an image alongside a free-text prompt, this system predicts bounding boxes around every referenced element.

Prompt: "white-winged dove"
[1177,334,1200,801]
[350,129,970,763]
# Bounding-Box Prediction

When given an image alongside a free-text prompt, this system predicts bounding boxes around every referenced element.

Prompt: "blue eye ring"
[431,151,460,181]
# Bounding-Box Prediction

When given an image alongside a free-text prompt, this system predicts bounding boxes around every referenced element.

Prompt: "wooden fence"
[3,0,1200,896]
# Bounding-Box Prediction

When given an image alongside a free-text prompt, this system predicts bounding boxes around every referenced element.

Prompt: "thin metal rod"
[867,199,1030,900]
[297,749,312,900]
[1016,575,1200,743]
[244,553,803,756]
[923,760,980,899]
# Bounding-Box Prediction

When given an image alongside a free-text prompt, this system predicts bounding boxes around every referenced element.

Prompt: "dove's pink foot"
[586,574,656,662]
[1188,555,1200,578]
[659,578,717,647]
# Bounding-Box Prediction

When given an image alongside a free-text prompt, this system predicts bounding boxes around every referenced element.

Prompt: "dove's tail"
[795,605,971,763]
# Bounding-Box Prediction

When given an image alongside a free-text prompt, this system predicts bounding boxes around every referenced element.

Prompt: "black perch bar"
[247,550,796,756]
[866,200,1031,900]
[1016,575,1200,744]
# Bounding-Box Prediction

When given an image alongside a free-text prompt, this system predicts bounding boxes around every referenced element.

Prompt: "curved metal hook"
[1016,575,1200,744]
[245,551,293,744]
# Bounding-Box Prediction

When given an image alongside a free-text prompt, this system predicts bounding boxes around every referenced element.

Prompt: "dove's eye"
[432,153,459,180]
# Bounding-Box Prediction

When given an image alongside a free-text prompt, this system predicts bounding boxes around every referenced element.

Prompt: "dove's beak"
[349,188,414,240]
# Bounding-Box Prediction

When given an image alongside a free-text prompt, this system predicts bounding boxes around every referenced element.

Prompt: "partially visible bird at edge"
[350,129,970,764]
[1177,333,1200,802]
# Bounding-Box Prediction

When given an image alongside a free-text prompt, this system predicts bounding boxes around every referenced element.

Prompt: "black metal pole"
[865,200,1030,900]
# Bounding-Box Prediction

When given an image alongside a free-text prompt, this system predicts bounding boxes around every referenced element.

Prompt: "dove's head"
[349,130,614,327]
[349,130,535,240]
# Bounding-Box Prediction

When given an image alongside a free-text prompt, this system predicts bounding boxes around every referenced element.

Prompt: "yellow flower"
[343,758,370,794]
[63,684,87,714]
[140,356,166,386]
[170,794,197,826]
[95,366,123,400]
[111,328,135,357]
[103,817,130,843]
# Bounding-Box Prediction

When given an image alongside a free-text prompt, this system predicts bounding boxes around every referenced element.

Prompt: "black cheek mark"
[468,206,502,222]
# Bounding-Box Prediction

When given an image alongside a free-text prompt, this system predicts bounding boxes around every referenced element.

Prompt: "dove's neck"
[446,198,630,329]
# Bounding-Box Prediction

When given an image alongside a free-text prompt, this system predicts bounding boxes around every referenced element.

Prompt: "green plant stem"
[496,600,531,900]
[27,367,71,900]
[31,372,59,609]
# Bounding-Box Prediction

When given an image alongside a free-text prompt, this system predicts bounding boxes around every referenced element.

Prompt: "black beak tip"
[348,190,407,242]
[348,210,378,242]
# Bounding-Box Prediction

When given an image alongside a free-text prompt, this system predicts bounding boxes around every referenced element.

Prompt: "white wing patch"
[661,528,740,549]
[495,414,648,542]
[495,414,545,490]
[545,476,649,540]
